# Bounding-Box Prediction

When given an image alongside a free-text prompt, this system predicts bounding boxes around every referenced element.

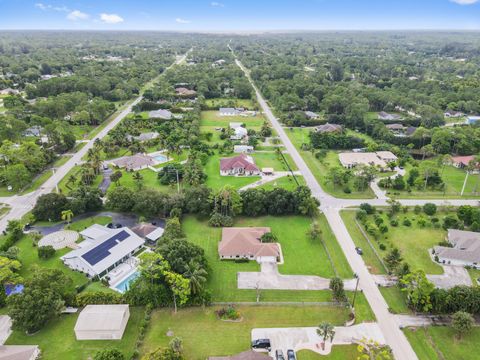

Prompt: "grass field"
[6,307,143,360]
[57,165,103,194]
[389,163,480,199]
[141,306,353,360]
[285,128,375,199]
[66,215,112,232]
[404,326,480,360]
[296,347,358,360]
[258,175,306,191]
[379,286,411,314]
[183,215,352,298]
[341,210,444,275]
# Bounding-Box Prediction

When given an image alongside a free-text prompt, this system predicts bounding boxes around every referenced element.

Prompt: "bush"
[423,203,437,216]
[343,186,351,194]
[208,213,233,227]
[390,219,399,227]
[216,305,240,320]
[75,291,124,306]
[402,218,412,227]
[360,203,375,215]
[379,243,387,251]
[260,232,277,243]
[356,209,367,222]
[37,245,56,259]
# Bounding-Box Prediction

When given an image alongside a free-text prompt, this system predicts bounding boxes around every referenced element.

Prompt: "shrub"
[343,186,351,194]
[423,203,437,216]
[414,205,422,214]
[208,213,233,227]
[379,225,389,234]
[75,291,124,306]
[360,203,375,215]
[402,218,412,227]
[216,305,240,320]
[37,245,56,259]
[356,209,367,222]
[379,243,387,251]
[260,232,277,243]
[389,219,399,227]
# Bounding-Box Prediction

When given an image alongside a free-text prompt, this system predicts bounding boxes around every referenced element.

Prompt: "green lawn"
[57,165,103,194]
[340,211,387,275]
[467,268,480,285]
[389,163,480,199]
[252,152,298,171]
[404,326,480,360]
[296,347,358,360]
[141,306,352,360]
[6,307,143,360]
[258,175,306,191]
[285,128,375,199]
[204,153,261,190]
[66,215,112,232]
[379,286,411,314]
[341,210,444,275]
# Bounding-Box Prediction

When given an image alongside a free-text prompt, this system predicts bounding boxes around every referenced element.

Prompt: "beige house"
[0,346,40,360]
[74,305,130,340]
[338,151,397,169]
[433,229,480,267]
[209,350,273,360]
[218,227,280,262]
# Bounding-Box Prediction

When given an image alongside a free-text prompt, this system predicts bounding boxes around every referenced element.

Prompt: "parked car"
[355,247,363,255]
[251,339,271,351]
[107,223,122,229]
[275,350,285,360]
[287,350,295,360]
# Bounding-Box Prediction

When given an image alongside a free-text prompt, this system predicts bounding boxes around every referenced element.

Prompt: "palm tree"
[316,322,335,351]
[66,174,77,190]
[184,260,207,295]
[80,164,95,185]
[61,209,74,224]
[132,171,144,190]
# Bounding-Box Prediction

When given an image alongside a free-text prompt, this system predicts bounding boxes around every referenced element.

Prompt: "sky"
[0,0,480,31]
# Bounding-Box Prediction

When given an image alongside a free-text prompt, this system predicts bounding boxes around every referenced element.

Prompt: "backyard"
[6,307,143,360]
[341,209,445,275]
[141,306,354,360]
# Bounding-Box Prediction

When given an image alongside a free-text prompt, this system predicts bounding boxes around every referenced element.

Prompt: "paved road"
[234,56,420,360]
[0,50,191,232]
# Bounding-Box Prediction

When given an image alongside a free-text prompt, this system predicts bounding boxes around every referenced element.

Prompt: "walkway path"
[238,171,301,191]
[237,260,357,291]
[0,49,191,233]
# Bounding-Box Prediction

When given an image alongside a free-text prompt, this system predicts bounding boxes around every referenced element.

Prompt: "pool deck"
[108,258,139,292]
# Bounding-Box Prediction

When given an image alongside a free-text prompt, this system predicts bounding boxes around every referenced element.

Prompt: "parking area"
[251,323,385,356]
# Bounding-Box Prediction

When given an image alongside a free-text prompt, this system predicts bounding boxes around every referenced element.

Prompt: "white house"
[338,151,397,169]
[0,346,40,360]
[234,145,254,154]
[74,305,130,340]
[149,109,173,120]
[219,108,239,116]
[61,225,144,278]
[433,229,480,267]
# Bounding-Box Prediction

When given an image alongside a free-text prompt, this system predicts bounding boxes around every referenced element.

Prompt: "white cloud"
[211,1,225,7]
[35,3,69,12]
[175,18,191,24]
[67,10,89,21]
[100,13,124,24]
[450,0,479,4]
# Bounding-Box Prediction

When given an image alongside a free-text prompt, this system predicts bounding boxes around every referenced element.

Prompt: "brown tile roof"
[175,87,197,96]
[220,154,259,172]
[209,350,273,360]
[131,224,158,238]
[451,155,478,167]
[315,123,342,133]
[111,153,154,170]
[219,227,279,258]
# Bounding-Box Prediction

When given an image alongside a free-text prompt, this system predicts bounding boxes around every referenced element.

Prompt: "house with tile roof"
[220,154,260,176]
[219,227,280,262]
[433,229,480,267]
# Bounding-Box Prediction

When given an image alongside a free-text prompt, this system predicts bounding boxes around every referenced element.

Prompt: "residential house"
[218,227,280,262]
[23,125,42,137]
[149,109,173,120]
[175,87,197,97]
[219,107,239,116]
[433,229,480,267]
[305,111,319,120]
[444,110,464,118]
[131,223,165,245]
[339,151,397,169]
[126,132,159,142]
[451,155,479,170]
[378,111,402,121]
[61,225,144,278]
[0,88,20,95]
[110,154,155,171]
[230,122,248,140]
[233,145,254,154]
[220,154,260,176]
[314,123,342,133]
[74,305,130,340]
[209,350,273,360]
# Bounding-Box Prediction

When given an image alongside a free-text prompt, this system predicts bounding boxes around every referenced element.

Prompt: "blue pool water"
[114,271,140,293]
[153,154,168,163]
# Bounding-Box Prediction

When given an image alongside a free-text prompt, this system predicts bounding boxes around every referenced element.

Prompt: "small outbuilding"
[0,345,40,360]
[74,304,130,340]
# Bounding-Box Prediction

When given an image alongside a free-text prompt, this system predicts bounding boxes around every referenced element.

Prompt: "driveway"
[426,264,472,289]
[237,260,357,291]
[252,323,385,356]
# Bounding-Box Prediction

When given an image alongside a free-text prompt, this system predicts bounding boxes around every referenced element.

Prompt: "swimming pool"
[113,271,140,293]
[153,154,168,163]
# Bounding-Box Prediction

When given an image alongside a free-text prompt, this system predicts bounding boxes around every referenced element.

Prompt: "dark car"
[287,350,295,360]
[275,350,285,360]
[355,247,363,255]
[251,339,271,351]
[106,223,122,229]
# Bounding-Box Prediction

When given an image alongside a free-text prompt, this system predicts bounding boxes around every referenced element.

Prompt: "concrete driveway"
[238,260,357,291]
[251,323,385,356]
[427,264,472,289]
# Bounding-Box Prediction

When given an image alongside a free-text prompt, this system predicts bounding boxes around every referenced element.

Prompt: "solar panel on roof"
[82,230,130,266]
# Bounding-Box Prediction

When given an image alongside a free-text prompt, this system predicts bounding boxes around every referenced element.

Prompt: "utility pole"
[351,275,360,309]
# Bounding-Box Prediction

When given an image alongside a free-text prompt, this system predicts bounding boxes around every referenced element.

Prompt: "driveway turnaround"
[427,264,472,289]
[38,230,79,250]
[237,260,357,291]
[251,323,385,356]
